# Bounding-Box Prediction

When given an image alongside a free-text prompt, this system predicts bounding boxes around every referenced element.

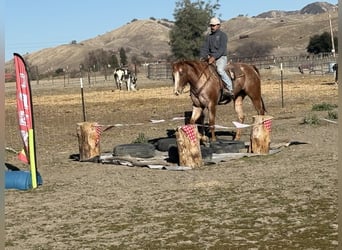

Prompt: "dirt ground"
[4,71,338,249]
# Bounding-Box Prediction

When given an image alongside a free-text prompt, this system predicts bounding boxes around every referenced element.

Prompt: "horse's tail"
[261,96,267,114]
[252,65,260,76]
[252,64,266,113]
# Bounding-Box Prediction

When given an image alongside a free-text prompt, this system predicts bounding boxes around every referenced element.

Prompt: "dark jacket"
[200,29,228,59]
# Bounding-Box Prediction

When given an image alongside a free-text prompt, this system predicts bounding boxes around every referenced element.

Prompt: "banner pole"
[28,129,37,188]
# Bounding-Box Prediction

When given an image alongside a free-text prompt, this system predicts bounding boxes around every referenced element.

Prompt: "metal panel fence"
[146,53,338,79]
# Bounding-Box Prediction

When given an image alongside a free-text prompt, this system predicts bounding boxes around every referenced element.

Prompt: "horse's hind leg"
[251,97,265,115]
[234,96,245,140]
[207,103,217,141]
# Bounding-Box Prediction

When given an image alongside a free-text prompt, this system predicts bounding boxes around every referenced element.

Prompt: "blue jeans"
[216,56,232,91]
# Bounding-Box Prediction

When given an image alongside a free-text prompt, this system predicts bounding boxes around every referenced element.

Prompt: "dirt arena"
[4,70,338,249]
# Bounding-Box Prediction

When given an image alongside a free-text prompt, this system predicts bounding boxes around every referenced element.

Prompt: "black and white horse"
[114,68,137,91]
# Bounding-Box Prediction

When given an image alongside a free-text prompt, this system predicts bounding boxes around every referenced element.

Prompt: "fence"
[146,53,338,79]
[147,63,173,80]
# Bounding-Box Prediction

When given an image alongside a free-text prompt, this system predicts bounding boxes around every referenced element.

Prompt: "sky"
[5,0,338,61]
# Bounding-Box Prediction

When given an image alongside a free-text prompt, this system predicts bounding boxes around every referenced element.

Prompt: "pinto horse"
[172,60,266,141]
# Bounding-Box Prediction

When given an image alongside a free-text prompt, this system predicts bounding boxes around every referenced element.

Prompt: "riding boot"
[223,87,234,99]
[218,87,234,105]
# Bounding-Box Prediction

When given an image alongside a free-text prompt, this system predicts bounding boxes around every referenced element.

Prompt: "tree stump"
[249,115,273,154]
[76,122,101,162]
[175,124,203,168]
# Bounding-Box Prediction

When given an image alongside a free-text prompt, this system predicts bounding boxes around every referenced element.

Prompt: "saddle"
[206,62,234,105]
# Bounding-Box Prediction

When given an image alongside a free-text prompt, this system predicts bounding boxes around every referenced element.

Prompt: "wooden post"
[76,122,101,162]
[249,115,273,154]
[176,125,203,168]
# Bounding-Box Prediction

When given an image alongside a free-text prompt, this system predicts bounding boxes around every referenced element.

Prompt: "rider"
[200,17,234,100]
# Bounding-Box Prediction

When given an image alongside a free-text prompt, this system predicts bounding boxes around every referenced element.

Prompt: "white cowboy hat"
[209,17,221,25]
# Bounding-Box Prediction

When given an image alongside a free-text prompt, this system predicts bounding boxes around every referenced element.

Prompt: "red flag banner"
[14,53,34,164]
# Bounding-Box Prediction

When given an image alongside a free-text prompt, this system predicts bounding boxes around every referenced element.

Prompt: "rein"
[189,63,213,98]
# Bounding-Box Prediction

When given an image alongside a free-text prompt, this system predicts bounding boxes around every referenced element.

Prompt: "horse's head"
[172,61,188,95]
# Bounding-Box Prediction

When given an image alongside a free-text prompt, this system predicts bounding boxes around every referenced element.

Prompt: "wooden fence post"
[249,115,273,154]
[176,125,203,168]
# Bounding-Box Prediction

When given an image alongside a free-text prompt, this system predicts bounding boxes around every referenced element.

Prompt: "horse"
[114,68,137,91]
[172,60,266,141]
[114,68,125,90]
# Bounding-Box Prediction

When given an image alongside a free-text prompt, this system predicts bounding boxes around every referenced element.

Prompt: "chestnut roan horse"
[172,60,266,141]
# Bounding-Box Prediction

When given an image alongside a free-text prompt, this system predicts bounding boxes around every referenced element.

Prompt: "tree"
[110,54,119,68]
[307,31,338,54]
[83,51,97,71]
[169,0,220,60]
[119,47,128,66]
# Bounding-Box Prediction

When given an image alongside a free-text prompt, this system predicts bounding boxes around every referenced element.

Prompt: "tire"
[167,145,213,164]
[113,143,155,158]
[167,146,179,164]
[201,146,213,160]
[210,139,245,154]
[156,137,177,152]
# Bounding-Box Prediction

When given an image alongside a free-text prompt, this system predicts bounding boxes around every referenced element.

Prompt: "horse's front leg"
[189,106,202,124]
[190,106,208,143]
[208,103,217,141]
[234,96,245,140]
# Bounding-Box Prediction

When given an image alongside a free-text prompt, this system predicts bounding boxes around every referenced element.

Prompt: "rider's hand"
[208,56,215,65]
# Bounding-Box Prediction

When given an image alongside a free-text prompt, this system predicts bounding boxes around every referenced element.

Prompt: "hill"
[5,2,338,73]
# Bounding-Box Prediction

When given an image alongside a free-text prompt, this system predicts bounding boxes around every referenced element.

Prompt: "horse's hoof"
[200,135,210,144]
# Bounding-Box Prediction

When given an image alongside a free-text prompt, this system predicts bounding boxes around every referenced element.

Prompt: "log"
[176,125,203,168]
[249,115,273,154]
[76,122,101,162]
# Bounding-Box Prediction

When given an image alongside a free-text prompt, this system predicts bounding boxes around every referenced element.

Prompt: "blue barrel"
[5,171,43,190]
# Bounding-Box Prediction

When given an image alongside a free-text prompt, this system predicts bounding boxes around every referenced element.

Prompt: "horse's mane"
[180,60,221,82]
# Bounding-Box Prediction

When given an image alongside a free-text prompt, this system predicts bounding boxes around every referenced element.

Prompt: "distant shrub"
[311,102,337,111]
[327,110,338,120]
[302,113,320,125]
[55,68,64,75]
[132,133,148,144]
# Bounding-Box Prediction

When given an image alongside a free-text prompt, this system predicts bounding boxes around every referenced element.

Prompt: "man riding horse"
[200,17,234,104]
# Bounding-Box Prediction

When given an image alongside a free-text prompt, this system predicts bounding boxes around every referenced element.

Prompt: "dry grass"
[5,73,338,249]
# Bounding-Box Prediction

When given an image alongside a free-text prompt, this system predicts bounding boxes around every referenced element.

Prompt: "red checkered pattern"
[263,119,272,132]
[94,124,104,146]
[181,125,197,143]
